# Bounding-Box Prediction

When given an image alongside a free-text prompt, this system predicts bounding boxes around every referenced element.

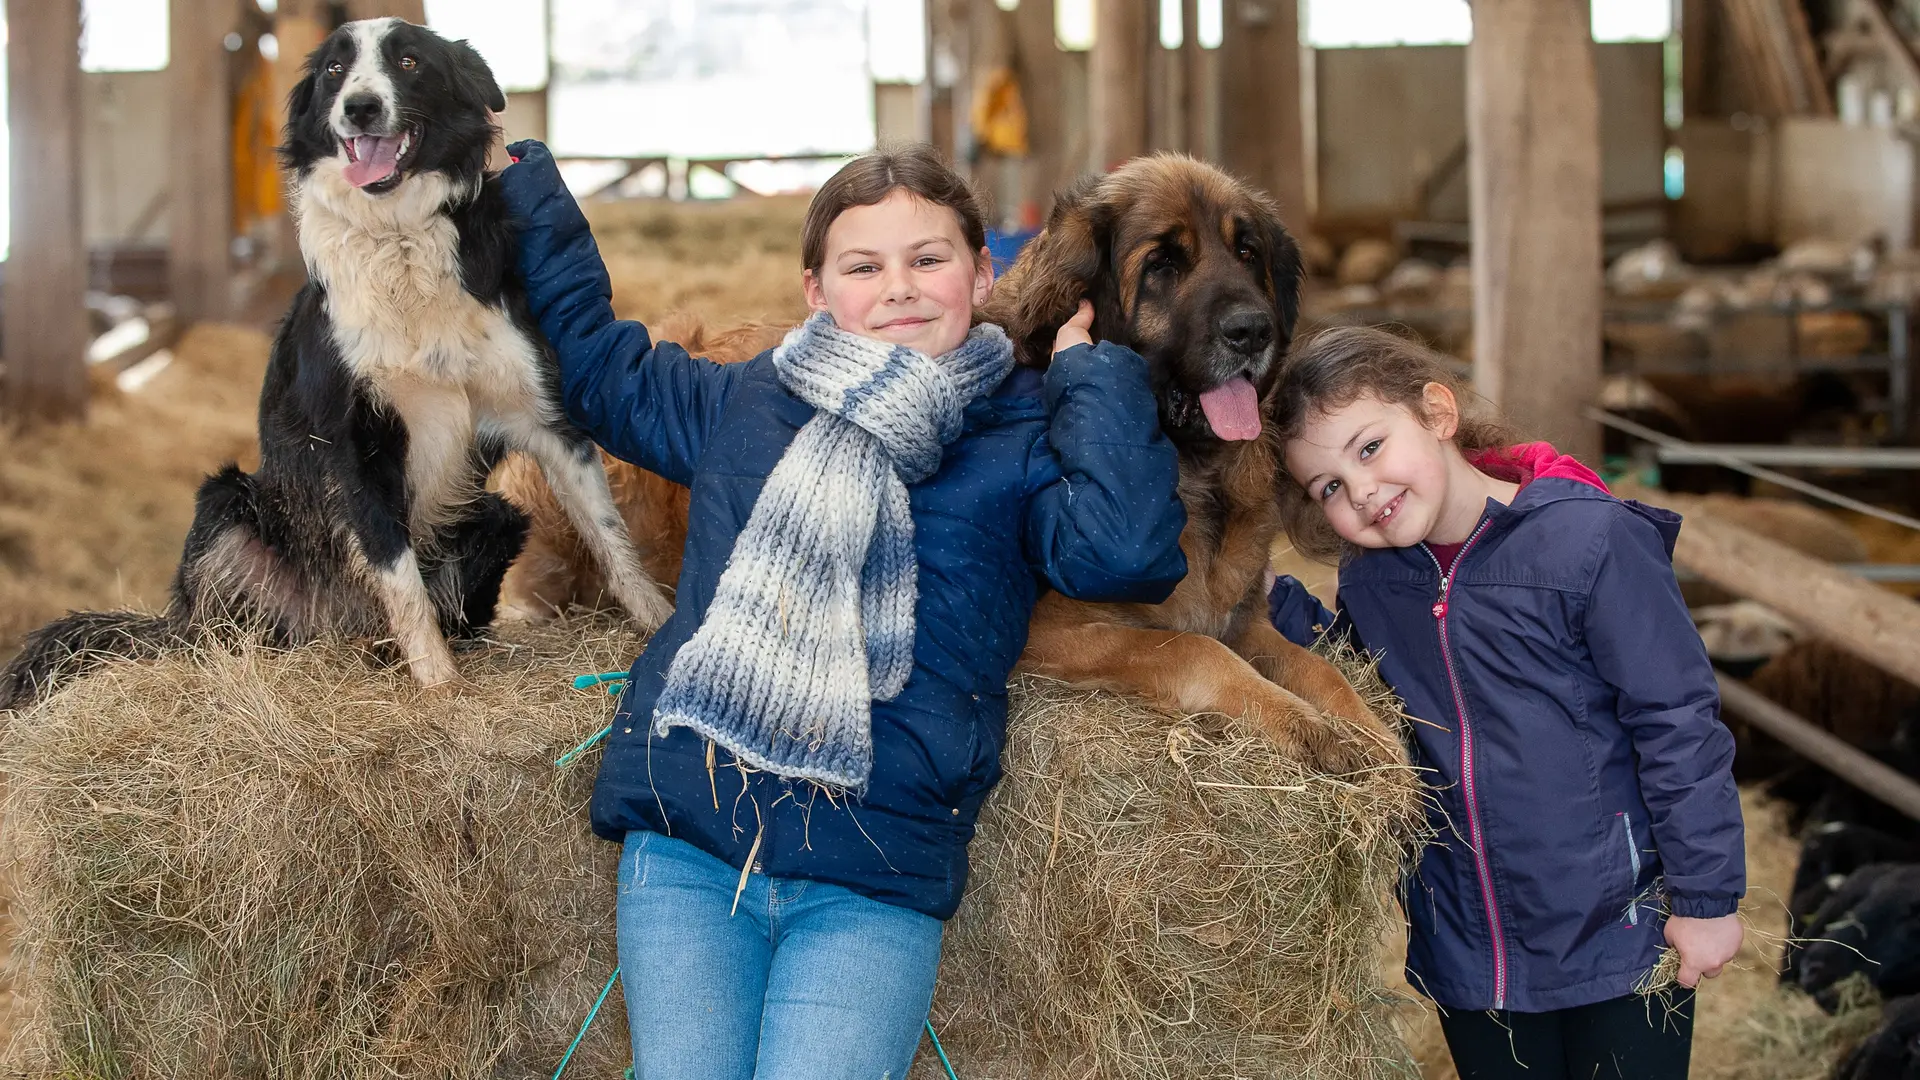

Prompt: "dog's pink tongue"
[1198,376,1261,440]
[343,135,401,188]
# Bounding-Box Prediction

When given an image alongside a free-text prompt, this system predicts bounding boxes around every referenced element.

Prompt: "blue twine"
[555,671,630,768]
[571,670,631,695]
[550,964,621,1080]
[926,1019,960,1080]
[553,726,612,769]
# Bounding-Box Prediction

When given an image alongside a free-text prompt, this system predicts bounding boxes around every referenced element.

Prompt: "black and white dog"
[1,20,669,705]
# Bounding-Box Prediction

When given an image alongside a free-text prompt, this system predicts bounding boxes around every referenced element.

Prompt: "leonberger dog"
[497,154,1398,772]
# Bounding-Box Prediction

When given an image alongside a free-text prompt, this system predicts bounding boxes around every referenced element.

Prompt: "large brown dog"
[985,155,1394,771]
[498,155,1397,771]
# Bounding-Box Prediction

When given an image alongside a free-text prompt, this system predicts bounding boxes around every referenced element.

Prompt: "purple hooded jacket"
[1269,444,1745,1012]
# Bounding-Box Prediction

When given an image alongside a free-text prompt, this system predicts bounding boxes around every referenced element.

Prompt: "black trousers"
[1438,989,1695,1080]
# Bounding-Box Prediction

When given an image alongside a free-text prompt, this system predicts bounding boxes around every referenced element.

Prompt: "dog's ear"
[991,173,1109,366]
[286,57,320,127]
[448,38,508,114]
[1259,208,1304,357]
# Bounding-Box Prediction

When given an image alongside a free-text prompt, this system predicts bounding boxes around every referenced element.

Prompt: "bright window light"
[550,0,874,159]
[1197,0,1222,49]
[424,0,550,93]
[1057,0,1093,51]
[1160,0,1182,49]
[1304,0,1674,48]
[82,0,169,72]
[1305,0,1469,47]
[868,0,926,83]
[1593,0,1672,42]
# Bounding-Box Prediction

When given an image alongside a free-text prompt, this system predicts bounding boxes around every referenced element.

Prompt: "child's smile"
[1283,386,1517,550]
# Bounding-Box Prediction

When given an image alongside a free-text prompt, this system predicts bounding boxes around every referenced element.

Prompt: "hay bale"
[2,618,641,1079]
[5,625,1421,1079]
[918,650,1425,1079]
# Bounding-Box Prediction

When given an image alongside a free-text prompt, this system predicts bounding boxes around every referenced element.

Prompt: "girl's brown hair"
[801,144,989,273]
[1274,325,1516,563]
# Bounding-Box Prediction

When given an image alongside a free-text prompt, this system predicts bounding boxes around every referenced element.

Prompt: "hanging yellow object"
[232,50,285,235]
[970,65,1029,158]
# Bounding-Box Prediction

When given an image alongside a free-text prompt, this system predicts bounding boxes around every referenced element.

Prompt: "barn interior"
[2,1,1920,1077]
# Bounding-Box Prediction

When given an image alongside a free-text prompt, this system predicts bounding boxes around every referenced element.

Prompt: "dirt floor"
[0,194,1903,1074]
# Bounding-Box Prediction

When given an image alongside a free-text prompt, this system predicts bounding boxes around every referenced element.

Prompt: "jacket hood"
[1471,442,1610,492]
[1469,443,1682,560]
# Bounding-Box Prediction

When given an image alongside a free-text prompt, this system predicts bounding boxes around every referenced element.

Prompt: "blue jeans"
[615,829,944,1080]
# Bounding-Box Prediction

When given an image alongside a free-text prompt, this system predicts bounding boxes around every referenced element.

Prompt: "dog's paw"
[495,599,559,626]
[1298,712,1405,776]
[618,586,675,633]
[409,651,465,693]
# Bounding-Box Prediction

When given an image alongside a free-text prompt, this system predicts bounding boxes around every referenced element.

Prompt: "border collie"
[1,19,670,706]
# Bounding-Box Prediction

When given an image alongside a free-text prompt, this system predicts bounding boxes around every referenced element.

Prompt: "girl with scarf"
[499,141,1187,1078]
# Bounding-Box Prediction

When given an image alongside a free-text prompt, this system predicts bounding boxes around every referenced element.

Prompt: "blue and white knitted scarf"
[652,311,1015,793]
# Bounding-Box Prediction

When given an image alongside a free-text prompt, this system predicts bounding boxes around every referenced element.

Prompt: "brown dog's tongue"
[1198,376,1261,440]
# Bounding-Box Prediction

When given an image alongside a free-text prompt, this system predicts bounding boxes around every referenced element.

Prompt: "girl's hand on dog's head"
[1053,299,1095,357]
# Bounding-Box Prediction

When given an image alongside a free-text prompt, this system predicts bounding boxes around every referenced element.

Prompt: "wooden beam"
[1719,677,1920,821]
[3,0,87,423]
[1660,491,1920,690]
[1467,0,1602,462]
[1219,0,1306,226]
[1014,0,1068,220]
[169,0,236,328]
[1090,0,1149,170]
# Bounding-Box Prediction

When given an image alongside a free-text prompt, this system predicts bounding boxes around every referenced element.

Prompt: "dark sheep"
[1783,822,1920,985]
[1832,993,1920,1080]
[1795,863,1920,1010]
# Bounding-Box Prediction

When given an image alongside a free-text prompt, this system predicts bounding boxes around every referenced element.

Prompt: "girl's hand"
[1664,913,1743,988]
[1053,300,1095,357]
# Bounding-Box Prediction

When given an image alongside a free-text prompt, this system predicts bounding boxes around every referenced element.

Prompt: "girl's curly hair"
[1273,325,1515,564]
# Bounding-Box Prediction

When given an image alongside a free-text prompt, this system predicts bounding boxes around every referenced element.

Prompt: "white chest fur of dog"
[294,163,554,537]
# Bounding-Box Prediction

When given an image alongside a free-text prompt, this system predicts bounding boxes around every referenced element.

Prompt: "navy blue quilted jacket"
[1268,450,1744,1012]
[501,141,1188,919]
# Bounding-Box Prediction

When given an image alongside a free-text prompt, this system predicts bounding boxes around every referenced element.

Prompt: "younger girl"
[497,141,1187,1078]
[1266,326,1745,1080]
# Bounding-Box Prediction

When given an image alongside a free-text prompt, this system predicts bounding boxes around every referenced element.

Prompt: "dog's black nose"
[1219,310,1274,355]
[342,94,385,130]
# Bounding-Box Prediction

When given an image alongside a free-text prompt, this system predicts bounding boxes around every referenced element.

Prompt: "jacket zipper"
[1426,519,1508,1009]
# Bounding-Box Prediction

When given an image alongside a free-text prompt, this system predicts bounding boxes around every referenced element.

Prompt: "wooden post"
[170,0,236,328]
[3,0,87,423]
[1015,0,1067,220]
[1680,0,1715,117]
[927,0,959,163]
[1091,0,1149,171]
[1219,0,1306,224]
[1179,0,1204,158]
[1468,0,1602,462]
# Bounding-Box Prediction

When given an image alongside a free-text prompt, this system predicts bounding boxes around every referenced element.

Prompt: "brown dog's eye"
[1145,249,1178,275]
[1237,243,1258,262]
[326,61,345,77]
[399,55,418,71]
